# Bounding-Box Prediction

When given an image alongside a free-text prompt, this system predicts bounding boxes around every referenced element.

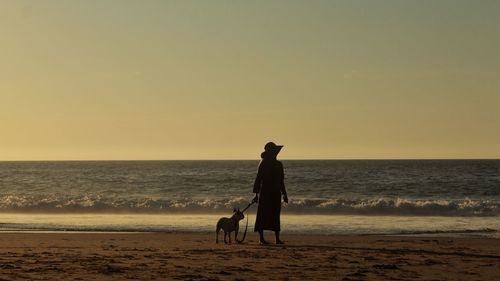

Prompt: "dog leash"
[235,200,256,244]
[240,200,256,213]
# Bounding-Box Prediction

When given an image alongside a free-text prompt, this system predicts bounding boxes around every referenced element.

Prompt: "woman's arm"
[279,162,288,203]
[253,163,263,202]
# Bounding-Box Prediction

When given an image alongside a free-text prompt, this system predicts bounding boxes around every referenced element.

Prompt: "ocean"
[0,160,498,237]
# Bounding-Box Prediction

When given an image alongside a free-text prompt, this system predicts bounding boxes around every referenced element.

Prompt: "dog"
[216,208,245,244]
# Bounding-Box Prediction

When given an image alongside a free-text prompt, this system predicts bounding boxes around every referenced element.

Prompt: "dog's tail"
[236,215,248,244]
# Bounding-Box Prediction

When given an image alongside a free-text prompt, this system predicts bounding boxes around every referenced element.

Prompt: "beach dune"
[0,233,498,280]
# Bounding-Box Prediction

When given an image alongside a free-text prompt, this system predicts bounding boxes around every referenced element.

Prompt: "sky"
[1,0,499,160]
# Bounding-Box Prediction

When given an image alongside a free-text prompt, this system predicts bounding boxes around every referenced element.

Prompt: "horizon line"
[1,158,499,162]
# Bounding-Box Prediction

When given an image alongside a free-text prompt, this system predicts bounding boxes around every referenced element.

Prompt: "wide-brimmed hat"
[262,142,283,157]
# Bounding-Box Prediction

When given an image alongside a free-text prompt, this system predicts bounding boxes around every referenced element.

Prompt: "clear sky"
[1,0,499,160]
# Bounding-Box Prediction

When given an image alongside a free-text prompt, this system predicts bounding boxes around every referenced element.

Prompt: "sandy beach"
[0,233,497,280]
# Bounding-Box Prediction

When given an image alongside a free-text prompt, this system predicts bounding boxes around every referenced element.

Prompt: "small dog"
[216,208,245,244]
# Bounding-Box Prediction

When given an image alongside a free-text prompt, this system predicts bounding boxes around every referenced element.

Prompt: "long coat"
[253,160,286,232]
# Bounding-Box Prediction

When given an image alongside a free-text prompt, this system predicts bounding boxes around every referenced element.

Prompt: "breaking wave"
[288,198,500,216]
[0,195,498,216]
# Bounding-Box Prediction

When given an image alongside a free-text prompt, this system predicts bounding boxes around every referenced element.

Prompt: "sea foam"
[0,195,497,216]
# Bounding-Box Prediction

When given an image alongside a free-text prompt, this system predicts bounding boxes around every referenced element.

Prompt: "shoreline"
[1,213,498,238]
[0,233,498,280]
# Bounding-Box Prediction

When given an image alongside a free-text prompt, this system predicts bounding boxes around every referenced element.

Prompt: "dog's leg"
[224,232,228,244]
[228,231,232,244]
[235,225,239,243]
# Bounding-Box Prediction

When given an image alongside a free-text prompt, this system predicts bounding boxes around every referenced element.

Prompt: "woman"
[253,142,288,245]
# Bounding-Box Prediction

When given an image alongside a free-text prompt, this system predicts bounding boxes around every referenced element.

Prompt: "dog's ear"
[233,208,236,213]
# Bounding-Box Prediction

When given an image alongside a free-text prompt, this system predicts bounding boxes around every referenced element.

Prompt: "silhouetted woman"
[253,142,288,244]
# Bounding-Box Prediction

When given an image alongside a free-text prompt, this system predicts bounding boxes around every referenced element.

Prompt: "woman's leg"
[259,230,268,244]
[275,231,284,244]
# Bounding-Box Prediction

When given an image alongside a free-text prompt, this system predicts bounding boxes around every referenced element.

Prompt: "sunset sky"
[1,1,499,160]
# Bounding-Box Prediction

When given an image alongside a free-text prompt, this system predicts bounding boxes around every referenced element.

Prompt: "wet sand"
[0,233,498,280]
